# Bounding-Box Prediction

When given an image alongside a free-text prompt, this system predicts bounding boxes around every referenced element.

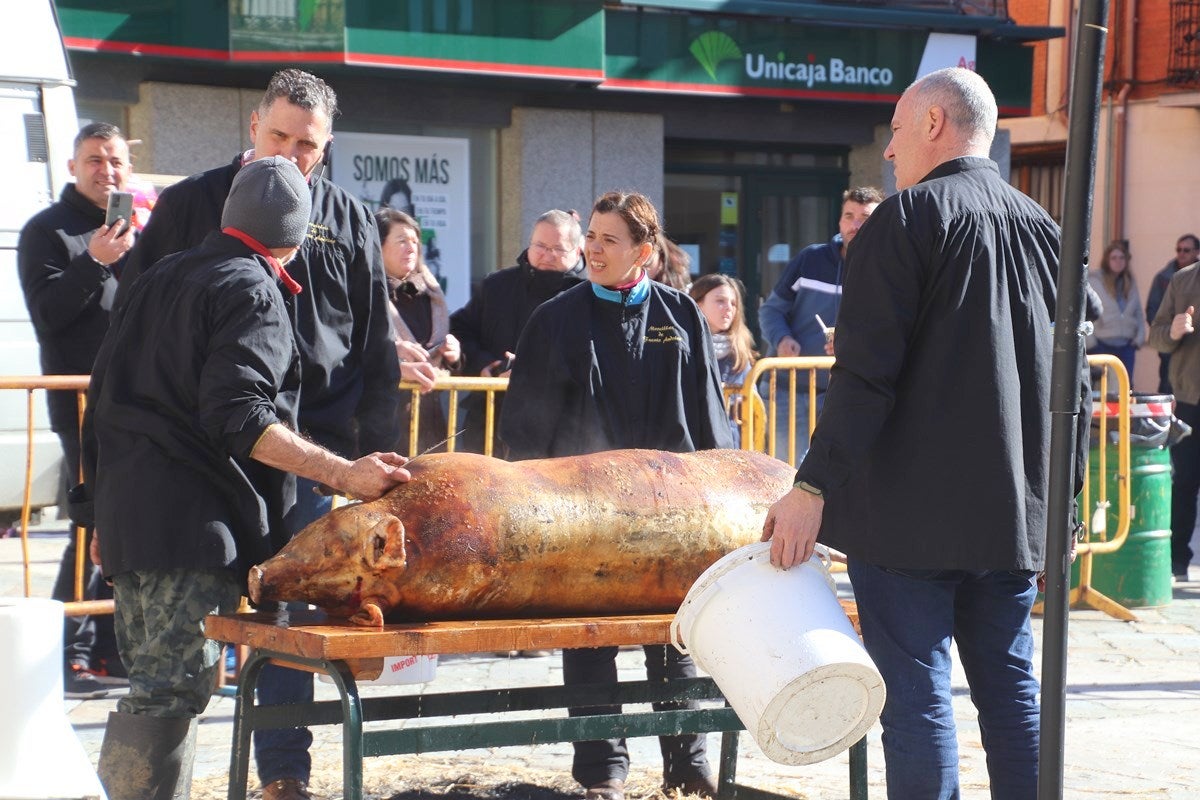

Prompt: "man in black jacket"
[763,68,1075,799]
[17,121,136,698]
[449,209,584,454]
[83,156,411,800]
[118,69,400,800]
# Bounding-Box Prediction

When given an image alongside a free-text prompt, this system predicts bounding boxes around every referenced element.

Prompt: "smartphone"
[105,191,134,233]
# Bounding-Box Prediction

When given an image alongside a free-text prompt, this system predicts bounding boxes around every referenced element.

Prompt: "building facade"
[58,0,1057,323]
[1006,0,1200,393]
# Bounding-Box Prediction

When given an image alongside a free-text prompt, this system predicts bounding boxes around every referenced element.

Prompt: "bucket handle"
[669,610,690,654]
[671,542,834,654]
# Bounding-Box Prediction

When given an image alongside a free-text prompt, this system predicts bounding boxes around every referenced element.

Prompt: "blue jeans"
[847,560,1040,800]
[253,477,332,785]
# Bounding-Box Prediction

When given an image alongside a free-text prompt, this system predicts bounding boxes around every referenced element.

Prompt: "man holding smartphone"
[17,121,136,698]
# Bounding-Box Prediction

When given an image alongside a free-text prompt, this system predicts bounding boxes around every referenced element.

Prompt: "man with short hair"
[757,186,884,461]
[80,156,411,800]
[119,68,400,800]
[17,121,136,697]
[1146,233,1200,394]
[1149,265,1200,580]
[450,209,585,455]
[763,68,1078,799]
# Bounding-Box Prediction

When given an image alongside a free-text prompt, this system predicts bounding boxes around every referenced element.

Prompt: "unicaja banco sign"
[689,31,894,88]
[744,52,894,87]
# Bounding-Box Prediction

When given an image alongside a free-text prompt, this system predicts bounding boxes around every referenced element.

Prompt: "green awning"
[56,0,1045,112]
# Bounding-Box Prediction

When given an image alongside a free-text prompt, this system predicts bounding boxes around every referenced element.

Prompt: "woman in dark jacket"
[500,192,729,800]
[376,209,460,455]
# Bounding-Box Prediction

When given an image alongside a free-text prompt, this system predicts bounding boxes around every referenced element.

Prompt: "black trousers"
[562,644,711,787]
[50,429,116,669]
[1169,401,1200,572]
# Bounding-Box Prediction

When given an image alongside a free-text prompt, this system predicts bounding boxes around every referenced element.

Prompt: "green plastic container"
[1076,443,1173,608]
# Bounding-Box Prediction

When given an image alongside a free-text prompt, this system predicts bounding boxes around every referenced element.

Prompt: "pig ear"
[350,600,385,627]
[364,516,407,570]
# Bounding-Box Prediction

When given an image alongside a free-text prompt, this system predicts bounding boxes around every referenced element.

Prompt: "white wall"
[1101,99,1200,394]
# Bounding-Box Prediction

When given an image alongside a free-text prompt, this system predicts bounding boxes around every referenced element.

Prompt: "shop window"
[1010,144,1064,226]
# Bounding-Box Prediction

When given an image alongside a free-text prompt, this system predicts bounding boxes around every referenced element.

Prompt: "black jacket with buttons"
[119,156,400,458]
[17,183,123,434]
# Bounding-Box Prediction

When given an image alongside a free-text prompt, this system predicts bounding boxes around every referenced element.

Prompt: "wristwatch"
[793,480,823,497]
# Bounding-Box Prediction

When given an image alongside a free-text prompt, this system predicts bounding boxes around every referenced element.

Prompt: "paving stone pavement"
[5,528,1200,798]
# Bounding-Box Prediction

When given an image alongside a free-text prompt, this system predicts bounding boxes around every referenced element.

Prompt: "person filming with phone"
[17,122,137,699]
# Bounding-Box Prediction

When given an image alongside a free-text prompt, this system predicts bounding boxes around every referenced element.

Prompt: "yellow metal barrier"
[1068,354,1134,620]
[738,356,835,464]
[398,375,508,457]
[0,375,92,612]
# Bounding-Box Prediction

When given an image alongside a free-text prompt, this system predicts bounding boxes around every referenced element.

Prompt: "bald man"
[762,68,1073,799]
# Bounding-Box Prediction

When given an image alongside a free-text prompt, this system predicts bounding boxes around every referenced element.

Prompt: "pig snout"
[247,565,265,604]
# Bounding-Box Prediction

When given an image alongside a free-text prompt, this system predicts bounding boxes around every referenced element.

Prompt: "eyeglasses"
[530,241,573,257]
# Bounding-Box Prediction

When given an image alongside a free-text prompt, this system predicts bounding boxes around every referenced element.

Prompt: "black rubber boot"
[97,711,197,800]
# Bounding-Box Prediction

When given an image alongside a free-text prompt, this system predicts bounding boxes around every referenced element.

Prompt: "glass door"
[663,146,846,345]
[740,174,843,342]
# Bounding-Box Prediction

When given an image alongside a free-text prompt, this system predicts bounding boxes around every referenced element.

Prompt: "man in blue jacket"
[757,186,883,462]
[758,185,883,462]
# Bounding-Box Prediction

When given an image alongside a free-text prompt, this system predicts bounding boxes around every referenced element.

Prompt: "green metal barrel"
[1079,444,1173,608]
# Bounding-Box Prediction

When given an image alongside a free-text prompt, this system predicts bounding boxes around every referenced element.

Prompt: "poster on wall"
[329,132,470,311]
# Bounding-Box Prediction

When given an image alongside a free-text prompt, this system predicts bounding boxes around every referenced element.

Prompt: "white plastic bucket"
[0,597,106,799]
[671,542,885,765]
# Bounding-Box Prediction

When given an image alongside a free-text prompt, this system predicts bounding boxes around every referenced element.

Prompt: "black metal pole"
[1040,1,1109,798]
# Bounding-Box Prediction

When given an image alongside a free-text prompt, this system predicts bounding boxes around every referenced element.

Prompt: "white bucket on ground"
[0,597,105,799]
[671,542,885,765]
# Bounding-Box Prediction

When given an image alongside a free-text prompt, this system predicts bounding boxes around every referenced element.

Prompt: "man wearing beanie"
[117,70,401,798]
[75,157,412,800]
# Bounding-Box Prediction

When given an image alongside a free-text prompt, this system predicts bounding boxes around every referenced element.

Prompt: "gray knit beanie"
[221,155,311,249]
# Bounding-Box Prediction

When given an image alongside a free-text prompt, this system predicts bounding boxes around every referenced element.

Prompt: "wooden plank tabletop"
[205,611,678,660]
[205,600,858,662]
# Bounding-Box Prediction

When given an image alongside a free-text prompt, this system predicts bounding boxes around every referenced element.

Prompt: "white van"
[0,0,81,521]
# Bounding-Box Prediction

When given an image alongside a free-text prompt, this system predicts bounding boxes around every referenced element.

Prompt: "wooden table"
[206,609,867,800]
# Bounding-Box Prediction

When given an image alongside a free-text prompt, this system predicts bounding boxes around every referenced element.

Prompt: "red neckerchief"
[222,227,303,295]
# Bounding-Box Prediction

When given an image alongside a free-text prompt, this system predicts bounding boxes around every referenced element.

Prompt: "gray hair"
[910,67,997,147]
[533,209,583,248]
[73,122,124,153]
[258,69,339,130]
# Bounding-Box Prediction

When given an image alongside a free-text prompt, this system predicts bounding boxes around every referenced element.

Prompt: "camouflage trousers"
[112,568,241,717]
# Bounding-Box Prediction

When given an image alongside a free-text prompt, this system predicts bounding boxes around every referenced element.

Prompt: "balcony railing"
[1169,0,1200,87]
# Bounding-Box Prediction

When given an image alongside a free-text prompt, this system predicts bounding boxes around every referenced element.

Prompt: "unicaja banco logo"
[689,32,742,80]
[690,32,894,89]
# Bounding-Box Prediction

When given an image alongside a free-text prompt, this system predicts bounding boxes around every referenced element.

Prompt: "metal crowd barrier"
[3,356,1135,622]
[397,374,508,457]
[735,355,834,463]
[1069,354,1134,620]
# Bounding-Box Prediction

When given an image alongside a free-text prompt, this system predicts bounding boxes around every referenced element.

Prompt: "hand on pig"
[335,452,411,501]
